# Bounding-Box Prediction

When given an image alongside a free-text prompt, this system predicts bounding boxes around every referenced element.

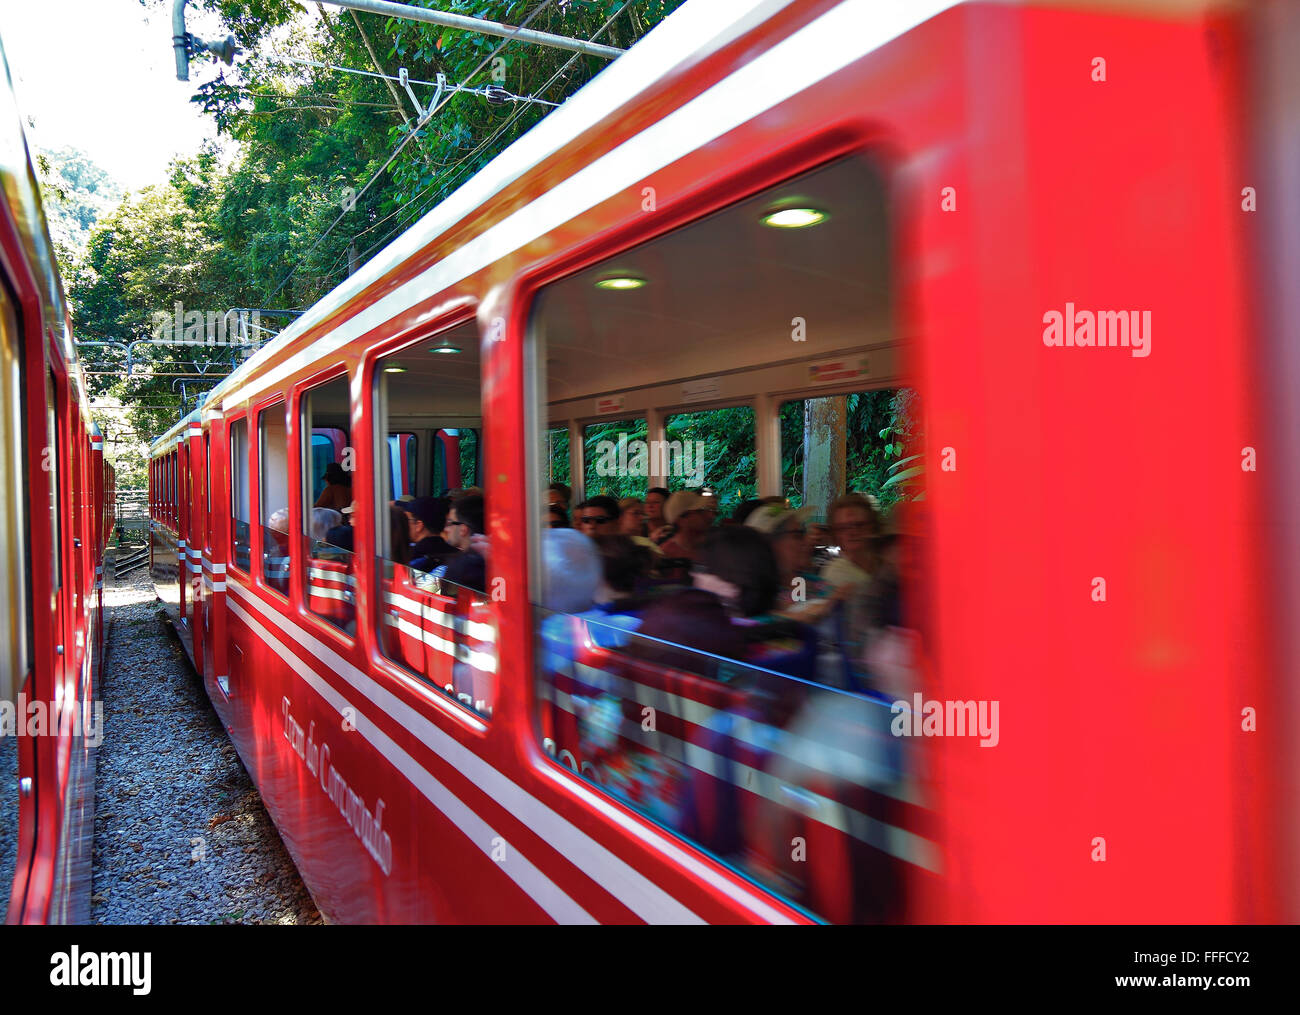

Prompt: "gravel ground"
[92,552,321,925]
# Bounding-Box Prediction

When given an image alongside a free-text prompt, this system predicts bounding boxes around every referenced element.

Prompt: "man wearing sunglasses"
[573,495,621,537]
[439,493,486,593]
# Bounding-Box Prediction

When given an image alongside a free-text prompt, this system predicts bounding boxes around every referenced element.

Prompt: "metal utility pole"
[313,0,624,60]
[173,0,238,80]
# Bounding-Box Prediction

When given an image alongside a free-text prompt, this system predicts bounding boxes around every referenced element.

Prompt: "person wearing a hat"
[326,501,355,552]
[747,502,851,624]
[405,495,457,572]
[315,461,353,512]
[657,490,715,564]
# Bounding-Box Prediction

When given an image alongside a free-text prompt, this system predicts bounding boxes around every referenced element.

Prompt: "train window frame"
[361,309,491,734]
[229,415,251,576]
[256,399,291,600]
[520,144,907,918]
[296,368,356,640]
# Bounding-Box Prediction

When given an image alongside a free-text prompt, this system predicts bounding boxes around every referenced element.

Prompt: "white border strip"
[227,595,595,925]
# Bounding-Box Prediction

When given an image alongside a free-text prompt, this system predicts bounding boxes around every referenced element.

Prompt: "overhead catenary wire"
[263,0,561,304]
[323,0,634,288]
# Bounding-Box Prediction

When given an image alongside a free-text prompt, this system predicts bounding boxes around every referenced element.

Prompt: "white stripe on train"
[227,577,792,923]
[220,0,952,410]
[225,594,597,925]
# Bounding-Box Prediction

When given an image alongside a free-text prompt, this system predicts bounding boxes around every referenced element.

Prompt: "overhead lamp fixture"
[383,362,407,374]
[428,338,463,355]
[761,207,828,229]
[595,276,646,291]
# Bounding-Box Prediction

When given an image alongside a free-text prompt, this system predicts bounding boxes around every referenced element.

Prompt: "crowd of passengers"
[540,483,917,693]
[276,462,916,691]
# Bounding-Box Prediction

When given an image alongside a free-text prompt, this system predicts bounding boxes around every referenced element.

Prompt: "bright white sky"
[0,0,240,190]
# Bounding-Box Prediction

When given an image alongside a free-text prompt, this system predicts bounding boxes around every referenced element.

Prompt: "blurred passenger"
[547,504,570,528]
[656,491,714,574]
[547,483,572,511]
[440,493,486,592]
[388,503,410,565]
[821,493,881,591]
[592,533,653,613]
[315,462,352,512]
[574,495,621,537]
[645,486,671,542]
[618,497,646,536]
[310,507,342,543]
[632,588,747,677]
[326,502,355,551]
[405,496,456,572]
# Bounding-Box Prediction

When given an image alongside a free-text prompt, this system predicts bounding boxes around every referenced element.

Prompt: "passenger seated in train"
[438,493,486,593]
[745,503,845,621]
[574,496,621,537]
[636,526,819,680]
[590,534,654,624]
[546,504,570,528]
[539,529,643,659]
[387,503,410,565]
[404,496,456,572]
[310,507,342,543]
[547,483,571,512]
[644,486,671,543]
[821,493,882,592]
[325,502,354,551]
[655,490,715,579]
[315,461,352,512]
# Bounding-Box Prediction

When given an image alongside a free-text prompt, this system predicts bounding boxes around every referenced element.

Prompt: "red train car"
[0,37,115,923]
[149,0,1296,923]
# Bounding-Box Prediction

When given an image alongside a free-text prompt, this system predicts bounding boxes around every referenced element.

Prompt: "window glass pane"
[46,373,59,589]
[528,156,925,919]
[230,418,250,572]
[302,377,354,633]
[259,403,289,593]
[664,406,755,517]
[534,608,912,922]
[543,425,570,486]
[779,389,923,514]
[583,417,647,500]
[374,325,493,718]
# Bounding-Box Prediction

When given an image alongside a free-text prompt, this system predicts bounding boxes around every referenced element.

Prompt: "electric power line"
[263,0,560,304]
[320,0,633,290]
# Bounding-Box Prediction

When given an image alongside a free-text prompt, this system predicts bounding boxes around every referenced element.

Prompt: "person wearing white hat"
[746,503,848,623]
[657,490,715,565]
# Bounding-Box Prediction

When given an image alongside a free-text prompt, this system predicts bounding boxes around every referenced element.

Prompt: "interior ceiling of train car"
[379,321,482,422]
[536,157,891,403]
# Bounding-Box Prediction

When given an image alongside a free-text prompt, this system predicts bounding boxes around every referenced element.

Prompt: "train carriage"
[0,36,114,923]
[148,0,1292,923]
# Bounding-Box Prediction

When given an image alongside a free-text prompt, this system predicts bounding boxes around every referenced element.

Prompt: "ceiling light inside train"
[383,362,407,373]
[595,276,646,290]
[761,207,827,228]
[428,339,462,355]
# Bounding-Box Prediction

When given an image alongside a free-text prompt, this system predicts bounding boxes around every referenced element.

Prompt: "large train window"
[430,427,478,494]
[46,372,60,590]
[542,425,570,487]
[258,402,290,595]
[528,155,928,920]
[372,322,495,719]
[664,406,756,517]
[230,418,251,573]
[301,375,354,633]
